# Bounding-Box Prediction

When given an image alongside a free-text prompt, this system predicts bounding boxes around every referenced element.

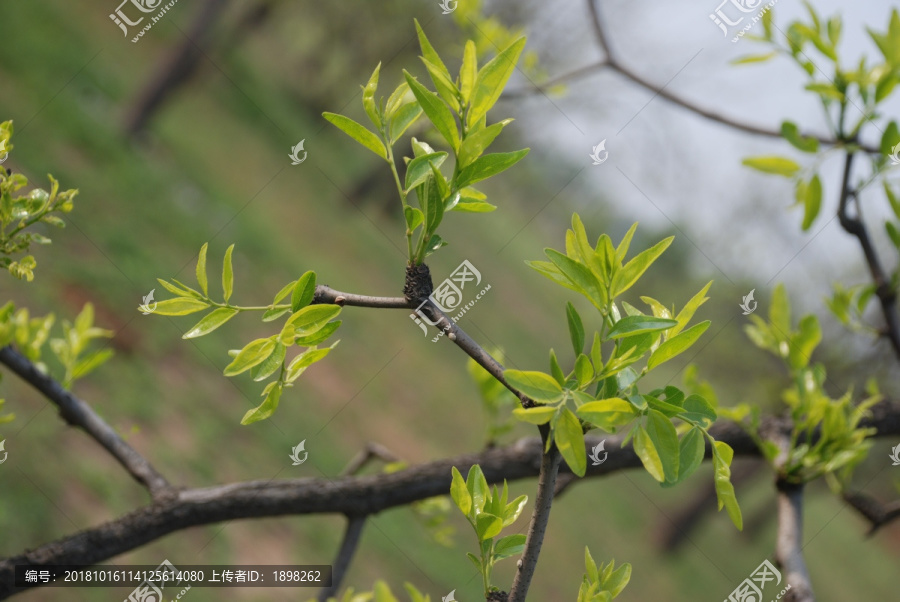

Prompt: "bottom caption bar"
[15,562,332,588]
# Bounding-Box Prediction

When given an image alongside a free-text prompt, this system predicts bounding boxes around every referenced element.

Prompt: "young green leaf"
[291,271,317,313]
[149,297,210,316]
[605,316,677,340]
[456,149,529,189]
[475,513,503,541]
[646,409,680,482]
[801,174,822,231]
[577,398,637,432]
[493,534,526,560]
[182,307,239,339]
[671,281,712,337]
[459,40,478,105]
[389,102,422,142]
[251,340,286,382]
[457,119,511,168]
[555,407,587,476]
[549,348,566,385]
[781,121,819,153]
[414,19,451,80]
[421,57,460,112]
[468,36,527,127]
[224,337,277,377]
[466,464,490,514]
[574,354,593,389]
[713,441,743,529]
[222,244,235,303]
[742,156,802,177]
[545,249,608,309]
[647,321,710,370]
[679,394,717,427]
[513,405,557,425]
[566,301,585,356]
[677,426,706,483]
[284,305,342,338]
[613,236,674,296]
[405,152,448,191]
[404,205,424,232]
[450,466,473,517]
[633,425,665,482]
[403,72,460,152]
[323,112,387,160]
[362,62,382,128]
[196,242,209,296]
[240,381,283,425]
[504,369,564,403]
[294,320,341,346]
[285,343,337,382]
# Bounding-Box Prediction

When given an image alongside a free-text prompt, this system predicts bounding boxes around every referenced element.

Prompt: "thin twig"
[508,428,562,602]
[843,491,900,536]
[340,442,400,477]
[836,152,900,360]
[313,285,410,309]
[317,515,366,602]
[0,345,171,499]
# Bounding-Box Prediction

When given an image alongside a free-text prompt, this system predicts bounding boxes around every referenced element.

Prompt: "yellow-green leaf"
[647,320,710,370]
[182,307,239,339]
[196,242,209,296]
[555,407,587,476]
[222,244,235,303]
[323,112,387,160]
[149,297,210,316]
[224,337,276,377]
[504,369,564,403]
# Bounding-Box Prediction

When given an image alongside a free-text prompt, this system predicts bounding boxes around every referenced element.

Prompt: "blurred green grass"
[1,1,898,600]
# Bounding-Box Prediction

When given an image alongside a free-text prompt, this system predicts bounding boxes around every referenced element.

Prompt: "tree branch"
[0,345,172,499]
[842,491,900,536]
[313,285,410,309]
[836,152,900,360]
[317,516,367,602]
[507,429,562,602]
[340,442,401,477]
[775,480,815,602]
[3,402,898,597]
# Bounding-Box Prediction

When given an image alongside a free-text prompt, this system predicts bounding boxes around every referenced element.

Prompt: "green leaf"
[770,284,791,339]
[555,407,587,476]
[284,305,342,338]
[294,320,341,346]
[545,249,607,309]
[868,10,900,67]
[262,307,291,322]
[466,464,489,514]
[606,316,677,340]
[615,223,639,263]
[613,236,673,296]
[801,174,822,231]
[805,82,844,101]
[450,466,472,517]
[291,271,317,313]
[414,19,451,81]
[504,369,564,403]
[458,119,511,168]
[468,36,527,127]
[362,62,382,128]
[222,244,234,303]
[713,441,743,530]
[70,349,113,381]
[502,494,527,526]
[405,152,448,191]
[404,205,424,232]
[323,112,387,160]
[780,121,819,153]
[284,343,337,382]
[566,301,585,356]
[671,281,712,337]
[182,307,239,339]
[646,409,680,482]
[423,233,447,257]
[493,534,526,559]
[730,52,777,65]
[789,314,821,370]
[475,513,503,541]
[459,40,477,105]
[457,149,529,189]
[251,340,286,381]
[224,337,277,377]
[422,173,444,235]
[742,156,802,177]
[576,398,637,432]
[678,394,717,427]
[421,57,460,112]
[271,279,297,305]
[373,581,400,602]
[677,427,706,484]
[882,121,900,157]
[149,297,210,316]
[389,102,422,142]
[647,321,710,370]
[240,381,282,425]
[403,72,460,152]
[602,562,632,597]
[574,354,593,389]
[549,348,566,385]
[633,425,665,482]
[513,405,557,425]
[196,242,209,296]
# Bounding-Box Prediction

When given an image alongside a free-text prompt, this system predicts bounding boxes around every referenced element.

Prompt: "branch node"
[403,263,433,304]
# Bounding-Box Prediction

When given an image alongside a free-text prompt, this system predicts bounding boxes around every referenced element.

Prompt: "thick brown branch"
[317,516,366,602]
[3,402,898,597]
[0,345,171,499]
